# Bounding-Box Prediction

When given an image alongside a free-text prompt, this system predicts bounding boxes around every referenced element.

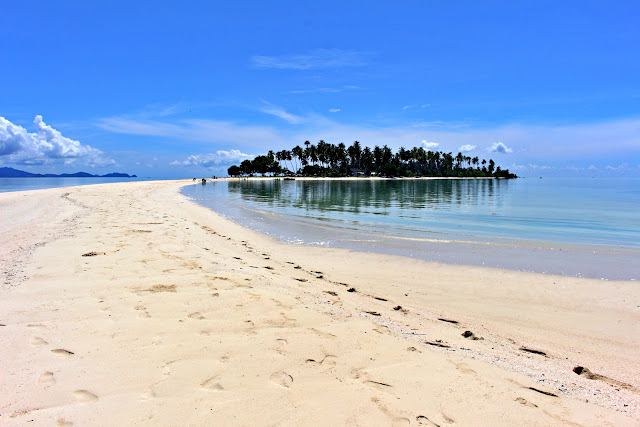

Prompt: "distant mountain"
[0,167,136,178]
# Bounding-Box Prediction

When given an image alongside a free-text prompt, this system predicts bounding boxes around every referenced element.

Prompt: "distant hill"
[0,167,137,178]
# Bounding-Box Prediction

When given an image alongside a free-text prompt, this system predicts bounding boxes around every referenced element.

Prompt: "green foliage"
[228,141,517,179]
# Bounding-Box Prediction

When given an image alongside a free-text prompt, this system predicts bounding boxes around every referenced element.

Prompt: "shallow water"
[0,177,155,193]
[182,178,640,280]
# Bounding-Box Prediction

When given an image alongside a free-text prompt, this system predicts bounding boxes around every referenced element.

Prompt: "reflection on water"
[181,178,640,280]
[227,178,505,217]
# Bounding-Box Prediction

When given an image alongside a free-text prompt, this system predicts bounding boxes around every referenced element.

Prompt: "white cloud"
[290,88,342,94]
[488,141,513,153]
[251,48,369,70]
[403,104,429,111]
[290,85,359,95]
[0,115,113,166]
[172,150,253,168]
[260,106,304,124]
[459,144,476,152]
[98,110,640,174]
[98,117,283,149]
[421,140,439,149]
[329,109,341,113]
[528,164,550,170]
[258,100,304,124]
[588,165,598,170]
[605,164,627,171]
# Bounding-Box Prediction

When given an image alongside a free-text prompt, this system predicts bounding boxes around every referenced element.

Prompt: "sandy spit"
[1,179,638,426]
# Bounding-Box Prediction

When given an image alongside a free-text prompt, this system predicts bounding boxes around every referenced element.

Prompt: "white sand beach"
[1,180,638,426]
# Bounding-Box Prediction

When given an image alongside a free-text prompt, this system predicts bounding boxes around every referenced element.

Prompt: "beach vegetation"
[227,141,516,178]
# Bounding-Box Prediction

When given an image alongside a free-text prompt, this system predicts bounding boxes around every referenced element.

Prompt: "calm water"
[183,178,640,280]
[0,177,154,193]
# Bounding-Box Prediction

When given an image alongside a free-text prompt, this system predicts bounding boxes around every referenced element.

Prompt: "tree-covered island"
[228,141,517,179]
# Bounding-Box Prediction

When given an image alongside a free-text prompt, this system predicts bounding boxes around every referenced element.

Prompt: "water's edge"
[181,181,639,281]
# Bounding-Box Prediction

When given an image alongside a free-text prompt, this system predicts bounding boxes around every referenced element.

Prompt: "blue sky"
[1,1,639,177]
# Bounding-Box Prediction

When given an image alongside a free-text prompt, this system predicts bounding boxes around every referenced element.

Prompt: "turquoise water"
[0,177,154,193]
[182,178,640,280]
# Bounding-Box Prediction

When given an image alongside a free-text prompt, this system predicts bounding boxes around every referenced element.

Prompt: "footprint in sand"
[139,389,156,400]
[51,349,74,357]
[269,371,293,388]
[57,418,73,426]
[31,337,48,347]
[416,415,438,426]
[515,397,538,408]
[201,377,224,391]
[73,390,98,403]
[38,371,56,387]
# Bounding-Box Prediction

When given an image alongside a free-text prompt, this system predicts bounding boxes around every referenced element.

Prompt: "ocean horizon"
[0,176,159,193]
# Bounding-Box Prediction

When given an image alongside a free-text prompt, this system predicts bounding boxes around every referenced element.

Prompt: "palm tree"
[285,150,294,172]
[317,140,327,168]
[309,144,318,166]
[292,146,303,173]
[275,150,285,172]
[348,141,362,169]
[455,152,464,169]
[373,146,383,173]
[361,147,373,174]
[225,141,516,179]
[337,142,347,167]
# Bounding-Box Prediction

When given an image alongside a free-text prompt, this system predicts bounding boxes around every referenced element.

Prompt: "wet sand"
[1,180,638,425]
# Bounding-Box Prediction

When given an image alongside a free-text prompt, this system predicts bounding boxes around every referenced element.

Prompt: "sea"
[181,178,640,280]
[0,177,155,193]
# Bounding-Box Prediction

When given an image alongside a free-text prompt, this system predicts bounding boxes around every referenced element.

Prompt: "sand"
[1,179,638,426]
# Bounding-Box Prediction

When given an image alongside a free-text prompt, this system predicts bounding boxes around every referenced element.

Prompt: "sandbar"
[1,180,638,425]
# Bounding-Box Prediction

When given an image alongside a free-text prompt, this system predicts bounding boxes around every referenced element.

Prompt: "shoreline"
[1,180,638,425]
[183,178,640,280]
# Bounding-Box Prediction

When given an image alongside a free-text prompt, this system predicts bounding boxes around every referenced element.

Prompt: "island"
[227,141,517,178]
[0,167,137,178]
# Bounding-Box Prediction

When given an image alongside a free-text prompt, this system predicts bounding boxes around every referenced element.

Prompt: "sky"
[1,1,639,178]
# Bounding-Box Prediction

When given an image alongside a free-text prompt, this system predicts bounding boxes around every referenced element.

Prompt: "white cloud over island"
[459,144,476,152]
[0,116,113,166]
[421,140,439,149]
[171,150,253,168]
[488,142,512,153]
[98,107,640,176]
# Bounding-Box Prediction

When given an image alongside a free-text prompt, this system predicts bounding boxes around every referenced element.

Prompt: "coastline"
[1,180,638,425]
[184,177,640,280]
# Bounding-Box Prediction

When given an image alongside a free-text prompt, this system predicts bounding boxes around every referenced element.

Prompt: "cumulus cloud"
[0,116,112,166]
[459,144,476,152]
[421,140,439,149]
[488,141,513,153]
[172,150,253,168]
[488,142,513,153]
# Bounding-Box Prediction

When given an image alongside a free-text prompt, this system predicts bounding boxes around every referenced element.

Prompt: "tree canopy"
[228,141,516,179]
